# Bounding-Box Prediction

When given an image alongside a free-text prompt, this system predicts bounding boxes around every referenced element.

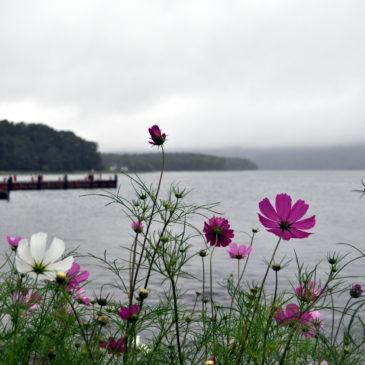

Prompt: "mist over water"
[1,170,365,308]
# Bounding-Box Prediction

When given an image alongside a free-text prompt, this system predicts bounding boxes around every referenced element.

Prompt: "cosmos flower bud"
[131,221,144,234]
[96,297,108,306]
[199,250,208,257]
[271,263,282,272]
[56,271,67,284]
[148,125,167,146]
[97,315,109,326]
[350,283,363,298]
[184,316,192,323]
[160,236,169,244]
[138,288,149,300]
[7,236,22,251]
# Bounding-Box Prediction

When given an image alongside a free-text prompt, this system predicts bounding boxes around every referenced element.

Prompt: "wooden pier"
[0,174,118,199]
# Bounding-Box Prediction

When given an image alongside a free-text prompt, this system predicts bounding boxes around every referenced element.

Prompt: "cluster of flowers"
[6,125,364,360]
[203,192,321,338]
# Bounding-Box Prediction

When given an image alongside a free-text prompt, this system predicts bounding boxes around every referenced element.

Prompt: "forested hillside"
[0,120,102,171]
[102,152,257,172]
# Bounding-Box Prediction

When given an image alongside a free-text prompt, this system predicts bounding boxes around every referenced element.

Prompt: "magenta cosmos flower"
[258,193,315,240]
[227,243,252,259]
[100,337,126,354]
[203,216,234,247]
[295,281,324,302]
[118,304,141,321]
[7,236,22,251]
[66,262,90,291]
[148,125,167,146]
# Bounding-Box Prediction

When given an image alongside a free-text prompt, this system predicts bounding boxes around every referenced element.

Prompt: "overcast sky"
[1,0,365,152]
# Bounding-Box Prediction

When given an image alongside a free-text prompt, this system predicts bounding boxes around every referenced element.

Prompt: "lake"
[1,170,365,307]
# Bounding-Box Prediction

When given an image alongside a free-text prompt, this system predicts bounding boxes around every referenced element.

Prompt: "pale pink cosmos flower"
[7,236,22,251]
[258,193,315,240]
[75,287,90,306]
[227,243,252,259]
[295,281,324,302]
[118,304,141,321]
[274,304,323,338]
[12,290,41,313]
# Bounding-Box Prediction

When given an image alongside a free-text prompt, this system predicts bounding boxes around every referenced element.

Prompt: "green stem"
[236,236,281,364]
[63,290,95,364]
[171,278,183,365]
[333,297,352,345]
[131,146,165,293]
[261,269,279,365]
[202,256,207,358]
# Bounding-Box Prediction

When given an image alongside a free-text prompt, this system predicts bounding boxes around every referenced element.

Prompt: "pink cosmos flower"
[203,216,234,247]
[295,281,324,302]
[75,287,90,306]
[258,193,315,240]
[7,236,22,251]
[131,220,144,234]
[118,304,141,321]
[274,304,322,338]
[12,290,41,313]
[100,337,126,354]
[148,125,167,146]
[227,243,252,259]
[66,262,90,291]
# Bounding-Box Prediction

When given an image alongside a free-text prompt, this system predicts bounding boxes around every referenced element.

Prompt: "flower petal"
[47,256,74,272]
[259,198,279,221]
[292,216,316,230]
[43,237,65,264]
[268,228,293,240]
[15,257,32,273]
[30,232,47,263]
[275,194,292,219]
[16,239,33,265]
[67,262,80,276]
[258,214,278,229]
[288,199,309,223]
[290,228,311,239]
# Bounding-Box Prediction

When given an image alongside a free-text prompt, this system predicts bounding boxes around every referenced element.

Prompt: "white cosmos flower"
[15,232,74,281]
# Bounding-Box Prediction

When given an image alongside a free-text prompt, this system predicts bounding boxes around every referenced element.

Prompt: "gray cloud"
[0,0,365,151]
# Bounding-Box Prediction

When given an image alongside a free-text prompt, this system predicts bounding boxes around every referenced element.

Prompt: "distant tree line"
[102,152,258,172]
[0,120,102,171]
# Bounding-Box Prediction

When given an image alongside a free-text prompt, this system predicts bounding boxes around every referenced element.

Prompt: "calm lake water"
[1,170,365,307]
